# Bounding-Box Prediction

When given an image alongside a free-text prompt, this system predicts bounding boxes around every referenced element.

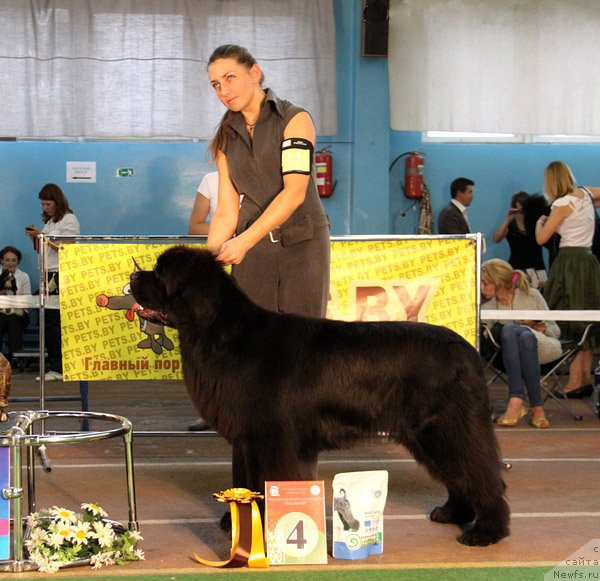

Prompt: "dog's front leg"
[231,438,318,492]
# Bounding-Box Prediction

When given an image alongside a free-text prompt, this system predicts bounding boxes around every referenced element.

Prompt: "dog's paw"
[430,504,475,526]
[457,526,507,547]
[430,505,453,524]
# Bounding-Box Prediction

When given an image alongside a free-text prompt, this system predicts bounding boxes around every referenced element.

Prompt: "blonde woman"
[481,259,561,428]
[536,161,600,398]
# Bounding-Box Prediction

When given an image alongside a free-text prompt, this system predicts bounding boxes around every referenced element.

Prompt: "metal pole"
[475,232,482,352]
[37,235,47,411]
[123,429,138,531]
[11,443,23,564]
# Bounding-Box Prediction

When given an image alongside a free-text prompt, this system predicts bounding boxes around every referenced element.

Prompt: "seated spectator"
[0,245,32,364]
[481,259,561,429]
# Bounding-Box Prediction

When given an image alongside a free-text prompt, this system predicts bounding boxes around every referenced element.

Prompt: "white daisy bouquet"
[24,502,144,574]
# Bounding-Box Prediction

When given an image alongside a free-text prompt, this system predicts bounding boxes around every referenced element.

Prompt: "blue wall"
[389,133,600,269]
[2,0,600,283]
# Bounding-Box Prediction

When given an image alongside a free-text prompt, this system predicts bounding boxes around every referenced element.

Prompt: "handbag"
[582,187,600,262]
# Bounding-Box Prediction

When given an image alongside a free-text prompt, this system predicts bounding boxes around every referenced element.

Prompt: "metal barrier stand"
[0,410,138,573]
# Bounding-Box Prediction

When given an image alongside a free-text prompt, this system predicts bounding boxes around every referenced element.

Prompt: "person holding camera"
[25,183,80,381]
[0,245,31,364]
[493,191,547,288]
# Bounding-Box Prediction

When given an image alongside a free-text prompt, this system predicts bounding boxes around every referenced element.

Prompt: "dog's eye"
[122,283,132,295]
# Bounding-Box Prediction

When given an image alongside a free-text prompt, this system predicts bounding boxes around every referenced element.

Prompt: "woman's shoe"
[564,384,593,399]
[530,416,550,429]
[495,407,528,427]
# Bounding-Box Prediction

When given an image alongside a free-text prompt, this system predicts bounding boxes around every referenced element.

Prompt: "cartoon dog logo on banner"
[96,258,174,355]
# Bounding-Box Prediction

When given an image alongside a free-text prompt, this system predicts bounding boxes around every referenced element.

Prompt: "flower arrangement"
[24,502,144,574]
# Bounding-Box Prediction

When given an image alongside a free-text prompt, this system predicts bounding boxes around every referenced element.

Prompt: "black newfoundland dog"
[130,246,509,546]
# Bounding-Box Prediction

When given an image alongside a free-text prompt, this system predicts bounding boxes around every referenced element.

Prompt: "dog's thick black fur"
[130,246,510,546]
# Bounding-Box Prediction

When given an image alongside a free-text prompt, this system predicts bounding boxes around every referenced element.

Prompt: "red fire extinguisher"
[389,151,425,200]
[404,152,424,200]
[315,147,335,198]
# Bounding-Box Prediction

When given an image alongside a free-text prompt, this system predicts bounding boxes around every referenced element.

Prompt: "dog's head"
[130,246,224,328]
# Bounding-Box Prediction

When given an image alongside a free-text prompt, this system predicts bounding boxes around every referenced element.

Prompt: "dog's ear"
[155,250,191,298]
[172,285,219,327]
[157,247,221,327]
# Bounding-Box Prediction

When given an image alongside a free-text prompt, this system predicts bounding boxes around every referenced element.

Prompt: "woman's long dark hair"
[207,45,262,160]
[38,183,73,223]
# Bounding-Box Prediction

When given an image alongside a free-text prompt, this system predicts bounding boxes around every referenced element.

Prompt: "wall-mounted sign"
[66,161,96,183]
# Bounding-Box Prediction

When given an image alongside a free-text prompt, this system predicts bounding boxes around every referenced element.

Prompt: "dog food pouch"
[332,470,388,560]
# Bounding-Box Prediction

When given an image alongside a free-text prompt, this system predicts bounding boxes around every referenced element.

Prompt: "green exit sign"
[117,168,134,177]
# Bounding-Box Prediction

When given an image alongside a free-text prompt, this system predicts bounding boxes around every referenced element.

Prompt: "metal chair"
[537,322,600,420]
[481,323,594,421]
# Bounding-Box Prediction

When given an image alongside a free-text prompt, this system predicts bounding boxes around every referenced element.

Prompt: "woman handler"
[206,45,330,517]
[206,44,330,317]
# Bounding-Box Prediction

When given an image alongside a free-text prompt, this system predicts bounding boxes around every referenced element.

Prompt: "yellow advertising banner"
[59,238,478,381]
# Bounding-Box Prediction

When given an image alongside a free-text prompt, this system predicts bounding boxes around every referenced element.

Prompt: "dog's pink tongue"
[126,303,139,322]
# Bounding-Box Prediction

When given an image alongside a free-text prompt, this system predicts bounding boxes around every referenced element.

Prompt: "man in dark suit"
[437,177,474,234]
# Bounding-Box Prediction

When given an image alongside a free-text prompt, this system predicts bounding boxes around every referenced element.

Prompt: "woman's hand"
[215,235,251,265]
[506,208,518,221]
[24,225,41,239]
[529,321,547,333]
[493,208,518,243]
[536,204,571,245]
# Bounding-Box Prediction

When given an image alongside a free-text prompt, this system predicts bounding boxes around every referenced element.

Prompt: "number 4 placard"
[265,481,327,565]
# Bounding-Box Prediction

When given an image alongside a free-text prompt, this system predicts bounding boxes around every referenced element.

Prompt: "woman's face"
[1,251,19,271]
[480,275,497,300]
[208,58,261,112]
[41,199,56,217]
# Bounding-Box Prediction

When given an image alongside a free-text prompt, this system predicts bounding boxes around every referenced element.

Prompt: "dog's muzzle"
[133,303,172,326]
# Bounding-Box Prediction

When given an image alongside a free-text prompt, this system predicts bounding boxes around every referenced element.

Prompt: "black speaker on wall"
[362,0,389,57]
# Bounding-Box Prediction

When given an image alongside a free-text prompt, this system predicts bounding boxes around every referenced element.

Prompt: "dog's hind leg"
[430,489,475,526]
[401,406,510,546]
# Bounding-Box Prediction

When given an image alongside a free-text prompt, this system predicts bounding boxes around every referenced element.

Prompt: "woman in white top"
[0,245,32,362]
[481,259,560,428]
[25,184,80,381]
[187,171,219,431]
[188,171,219,235]
[536,161,600,398]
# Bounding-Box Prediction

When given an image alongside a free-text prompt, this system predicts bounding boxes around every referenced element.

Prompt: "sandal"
[530,416,550,429]
[495,407,527,427]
